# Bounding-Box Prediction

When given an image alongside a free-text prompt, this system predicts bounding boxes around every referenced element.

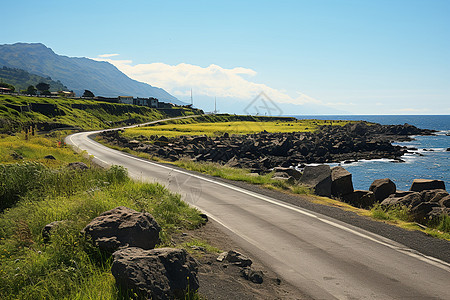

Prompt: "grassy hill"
[0,67,67,92]
[0,94,202,133]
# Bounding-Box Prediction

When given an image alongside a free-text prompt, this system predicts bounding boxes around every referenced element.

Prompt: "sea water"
[291,115,450,191]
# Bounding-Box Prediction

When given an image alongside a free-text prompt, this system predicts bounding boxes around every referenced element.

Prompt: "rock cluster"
[293,165,449,224]
[99,122,435,174]
[45,206,199,299]
[381,180,449,222]
[216,250,263,284]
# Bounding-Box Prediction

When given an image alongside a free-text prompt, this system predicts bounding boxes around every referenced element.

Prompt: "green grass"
[123,115,351,139]
[370,203,450,240]
[370,203,412,222]
[0,130,206,299]
[182,239,221,255]
[0,163,205,299]
[0,131,89,167]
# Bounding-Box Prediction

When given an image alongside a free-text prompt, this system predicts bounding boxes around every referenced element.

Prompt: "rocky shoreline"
[99,121,436,173]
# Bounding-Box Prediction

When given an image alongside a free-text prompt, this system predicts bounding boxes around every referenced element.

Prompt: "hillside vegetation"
[0,94,200,133]
[0,67,67,92]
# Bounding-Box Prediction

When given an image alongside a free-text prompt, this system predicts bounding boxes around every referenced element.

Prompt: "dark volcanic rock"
[99,121,433,172]
[112,247,199,300]
[420,189,449,203]
[381,192,422,208]
[299,165,332,197]
[369,178,396,202]
[240,267,264,284]
[439,195,450,208]
[343,190,376,208]
[42,220,66,243]
[82,206,161,252]
[411,202,441,222]
[222,250,253,267]
[410,179,446,192]
[273,167,302,180]
[67,162,89,170]
[44,155,56,160]
[331,166,354,197]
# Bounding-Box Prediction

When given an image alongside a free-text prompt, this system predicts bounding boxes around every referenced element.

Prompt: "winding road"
[66,119,450,300]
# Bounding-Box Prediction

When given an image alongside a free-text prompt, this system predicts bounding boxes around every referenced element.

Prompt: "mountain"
[0,43,183,104]
[0,66,67,92]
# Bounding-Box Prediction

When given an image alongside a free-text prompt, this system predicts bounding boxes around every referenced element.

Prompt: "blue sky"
[2,0,449,115]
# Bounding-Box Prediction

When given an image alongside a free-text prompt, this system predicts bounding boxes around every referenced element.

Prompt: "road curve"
[66,126,450,299]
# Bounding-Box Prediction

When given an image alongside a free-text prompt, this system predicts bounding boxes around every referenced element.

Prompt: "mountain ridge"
[0,43,184,104]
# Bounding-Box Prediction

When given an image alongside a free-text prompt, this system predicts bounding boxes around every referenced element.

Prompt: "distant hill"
[0,66,67,92]
[0,43,184,104]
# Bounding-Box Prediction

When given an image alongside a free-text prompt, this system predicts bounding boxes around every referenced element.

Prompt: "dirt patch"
[173,221,308,299]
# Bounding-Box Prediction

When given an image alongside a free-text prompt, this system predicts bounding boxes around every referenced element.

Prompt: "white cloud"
[97,53,120,58]
[92,55,321,106]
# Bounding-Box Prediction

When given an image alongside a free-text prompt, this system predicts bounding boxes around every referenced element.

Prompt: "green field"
[123,117,350,139]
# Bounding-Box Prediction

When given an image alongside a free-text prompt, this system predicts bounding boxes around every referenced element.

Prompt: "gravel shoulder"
[174,221,309,300]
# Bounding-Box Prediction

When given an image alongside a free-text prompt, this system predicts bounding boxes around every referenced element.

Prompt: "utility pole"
[190,88,193,106]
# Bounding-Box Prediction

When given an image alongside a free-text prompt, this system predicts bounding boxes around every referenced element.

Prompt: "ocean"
[291,115,450,191]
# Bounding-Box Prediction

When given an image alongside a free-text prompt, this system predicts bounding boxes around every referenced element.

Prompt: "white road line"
[67,131,450,272]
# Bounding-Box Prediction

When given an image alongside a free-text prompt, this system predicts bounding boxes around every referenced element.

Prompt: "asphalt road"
[66,127,450,300]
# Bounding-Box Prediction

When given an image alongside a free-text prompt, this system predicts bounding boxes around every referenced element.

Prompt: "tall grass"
[0,163,204,299]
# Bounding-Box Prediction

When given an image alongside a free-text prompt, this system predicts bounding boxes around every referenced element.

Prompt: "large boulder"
[381,192,422,208]
[273,167,302,180]
[420,189,449,203]
[410,179,446,192]
[331,166,354,197]
[439,195,450,208]
[369,178,396,202]
[410,202,441,222]
[299,165,332,197]
[82,206,161,252]
[343,190,376,208]
[112,247,199,300]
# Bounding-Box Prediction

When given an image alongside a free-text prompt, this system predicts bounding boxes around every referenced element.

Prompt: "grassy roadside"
[0,132,207,299]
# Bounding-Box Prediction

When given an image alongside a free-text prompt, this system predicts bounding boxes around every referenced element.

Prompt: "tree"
[82,90,95,98]
[26,85,37,95]
[36,82,50,93]
[0,82,15,92]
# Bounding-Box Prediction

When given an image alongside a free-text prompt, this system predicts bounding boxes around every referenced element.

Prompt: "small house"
[118,96,134,105]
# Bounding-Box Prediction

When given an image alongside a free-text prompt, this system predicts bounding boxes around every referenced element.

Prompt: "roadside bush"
[0,162,47,211]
